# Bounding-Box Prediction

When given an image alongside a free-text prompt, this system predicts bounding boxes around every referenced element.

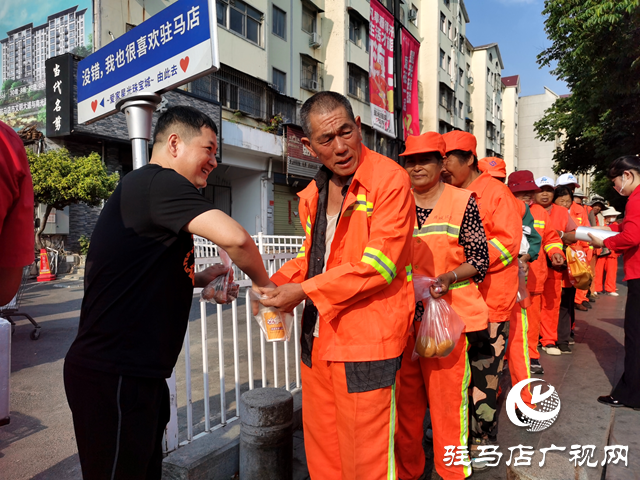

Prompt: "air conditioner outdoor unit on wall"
[468,77,474,85]
[310,80,318,91]
[468,106,473,113]
[310,33,322,49]
[408,10,417,21]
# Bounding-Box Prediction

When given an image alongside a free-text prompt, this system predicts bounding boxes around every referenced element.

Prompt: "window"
[487,68,491,83]
[217,0,263,45]
[458,68,464,85]
[459,35,464,53]
[459,101,463,119]
[272,5,286,40]
[302,5,316,34]
[439,84,453,111]
[448,21,452,40]
[349,13,367,48]
[301,56,318,90]
[273,68,286,94]
[440,49,446,70]
[410,5,418,26]
[348,63,368,102]
[444,0,450,8]
[447,55,451,75]
[440,12,446,33]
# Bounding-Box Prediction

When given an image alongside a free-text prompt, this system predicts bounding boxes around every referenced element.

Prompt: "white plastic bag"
[248,289,294,342]
[412,275,466,360]
[200,249,239,304]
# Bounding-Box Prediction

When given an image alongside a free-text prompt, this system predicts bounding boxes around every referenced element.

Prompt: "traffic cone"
[37,249,56,282]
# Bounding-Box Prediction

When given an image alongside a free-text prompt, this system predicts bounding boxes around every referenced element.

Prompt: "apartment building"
[467,42,504,158]
[416,0,471,135]
[1,6,86,84]
[501,74,520,174]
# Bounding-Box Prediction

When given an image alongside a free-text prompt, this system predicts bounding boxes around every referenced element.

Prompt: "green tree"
[535,0,640,174]
[27,148,119,250]
[72,33,93,58]
[2,79,13,92]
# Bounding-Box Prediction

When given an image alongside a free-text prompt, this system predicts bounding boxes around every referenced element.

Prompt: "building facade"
[501,74,520,174]
[1,6,86,84]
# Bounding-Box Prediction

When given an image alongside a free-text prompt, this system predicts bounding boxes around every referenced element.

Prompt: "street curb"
[162,389,302,480]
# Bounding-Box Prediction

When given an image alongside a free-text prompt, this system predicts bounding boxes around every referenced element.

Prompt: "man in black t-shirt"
[64,106,271,480]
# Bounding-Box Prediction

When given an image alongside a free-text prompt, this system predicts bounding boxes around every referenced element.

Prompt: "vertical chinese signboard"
[369,0,395,138]
[401,30,419,139]
[45,54,74,137]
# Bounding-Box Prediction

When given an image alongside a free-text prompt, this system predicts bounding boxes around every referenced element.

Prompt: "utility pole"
[392,0,404,160]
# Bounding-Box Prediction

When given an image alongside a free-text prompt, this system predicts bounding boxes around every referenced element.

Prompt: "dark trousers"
[64,361,170,480]
[611,279,640,407]
[467,321,510,440]
[557,287,575,346]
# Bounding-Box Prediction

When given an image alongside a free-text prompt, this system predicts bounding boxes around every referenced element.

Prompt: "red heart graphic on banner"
[180,57,189,73]
[91,100,98,112]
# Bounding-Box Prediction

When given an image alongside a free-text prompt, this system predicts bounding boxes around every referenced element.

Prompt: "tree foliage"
[27,148,119,249]
[535,0,640,174]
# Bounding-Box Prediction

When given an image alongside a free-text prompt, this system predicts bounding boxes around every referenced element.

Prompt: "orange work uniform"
[595,251,620,293]
[507,204,564,407]
[396,184,488,480]
[271,145,415,480]
[468,172,523,323]
[540,205,573,347]
[570,202,592,303]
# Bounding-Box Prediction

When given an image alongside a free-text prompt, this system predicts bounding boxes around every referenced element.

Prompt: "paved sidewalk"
[1,267,638,479]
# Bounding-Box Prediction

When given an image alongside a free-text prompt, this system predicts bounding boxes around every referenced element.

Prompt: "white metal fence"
[163,233,305,453]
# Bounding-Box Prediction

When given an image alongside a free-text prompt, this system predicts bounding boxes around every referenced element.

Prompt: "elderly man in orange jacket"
[260,92,415,480]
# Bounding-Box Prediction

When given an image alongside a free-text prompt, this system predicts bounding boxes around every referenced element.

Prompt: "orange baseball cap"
[479,157,507,178]
[400,132,446,158]
[442,130,477,157]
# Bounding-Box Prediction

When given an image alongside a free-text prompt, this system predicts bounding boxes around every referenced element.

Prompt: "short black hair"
[553,185,573,202]
[607,154,640,180]
[300,92,356,138]
[153,105,218,145]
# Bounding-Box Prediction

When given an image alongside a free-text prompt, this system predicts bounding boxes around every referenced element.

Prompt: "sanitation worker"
[442,131,522,470]
[395,132,489,480]
[478,156,507,183]
[260,92,415,479]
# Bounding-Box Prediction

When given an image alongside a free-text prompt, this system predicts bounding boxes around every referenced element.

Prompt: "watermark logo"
[506,379,561,432]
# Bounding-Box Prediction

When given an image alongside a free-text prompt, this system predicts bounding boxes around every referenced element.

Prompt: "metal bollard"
[239,387,293,480]
[0,318,11,426]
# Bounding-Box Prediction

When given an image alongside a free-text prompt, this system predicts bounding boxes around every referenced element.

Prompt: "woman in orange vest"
[505,171,565,405]
[594,207,622,296]
[395,133,489,480]
[533,178,577,358]
[442,131,522,466]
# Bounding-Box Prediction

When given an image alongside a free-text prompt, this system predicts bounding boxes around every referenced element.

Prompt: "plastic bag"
[248,289,294,342]
[516,259,531,308]
[566,246,593,290]
[412,275,466,360]
[200,249,240,304]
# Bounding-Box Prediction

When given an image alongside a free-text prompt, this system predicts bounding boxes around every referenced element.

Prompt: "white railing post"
[163,370,179,453]
[232,299,241,417]
[200,300,210,433]
[246,289,254,390]
[216,303,226,425]
[184,324,193,442]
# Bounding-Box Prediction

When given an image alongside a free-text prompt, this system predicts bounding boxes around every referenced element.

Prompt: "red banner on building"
[369,0,395,138]
[401,29,420,139]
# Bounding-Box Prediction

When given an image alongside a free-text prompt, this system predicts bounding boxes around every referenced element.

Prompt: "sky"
[464,0,570,98]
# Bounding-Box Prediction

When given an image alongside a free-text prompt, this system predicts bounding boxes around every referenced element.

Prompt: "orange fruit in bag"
[415,336,437,358]
[264,310,285,341]
[436,339,455,357]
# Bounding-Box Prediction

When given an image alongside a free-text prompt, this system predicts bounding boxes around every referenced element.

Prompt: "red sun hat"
[400,132,446,158]
[442,130,477,157]
[507,170,541,194]
[478,157,507,178]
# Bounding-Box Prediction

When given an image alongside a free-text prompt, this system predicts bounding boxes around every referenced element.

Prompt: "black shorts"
[63,361,170,480]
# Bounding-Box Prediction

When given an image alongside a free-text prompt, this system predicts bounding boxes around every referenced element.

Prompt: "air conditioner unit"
[468,77,474,85]
[309,32,322,49]
[500,133,505,140]
[408,10,417,21]
[310,80,318,91]
[467,106,473,113]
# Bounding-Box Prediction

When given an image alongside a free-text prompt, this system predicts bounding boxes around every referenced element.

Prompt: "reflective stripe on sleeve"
[305,217,312,236]
[449,279,471,290]
[344,194,373,217]
[533,220,546,230]
[296,246,306,259]
[489,238,514,266]
[362,247,397,284]
[544,243,563,253]
[405,264,413,282]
